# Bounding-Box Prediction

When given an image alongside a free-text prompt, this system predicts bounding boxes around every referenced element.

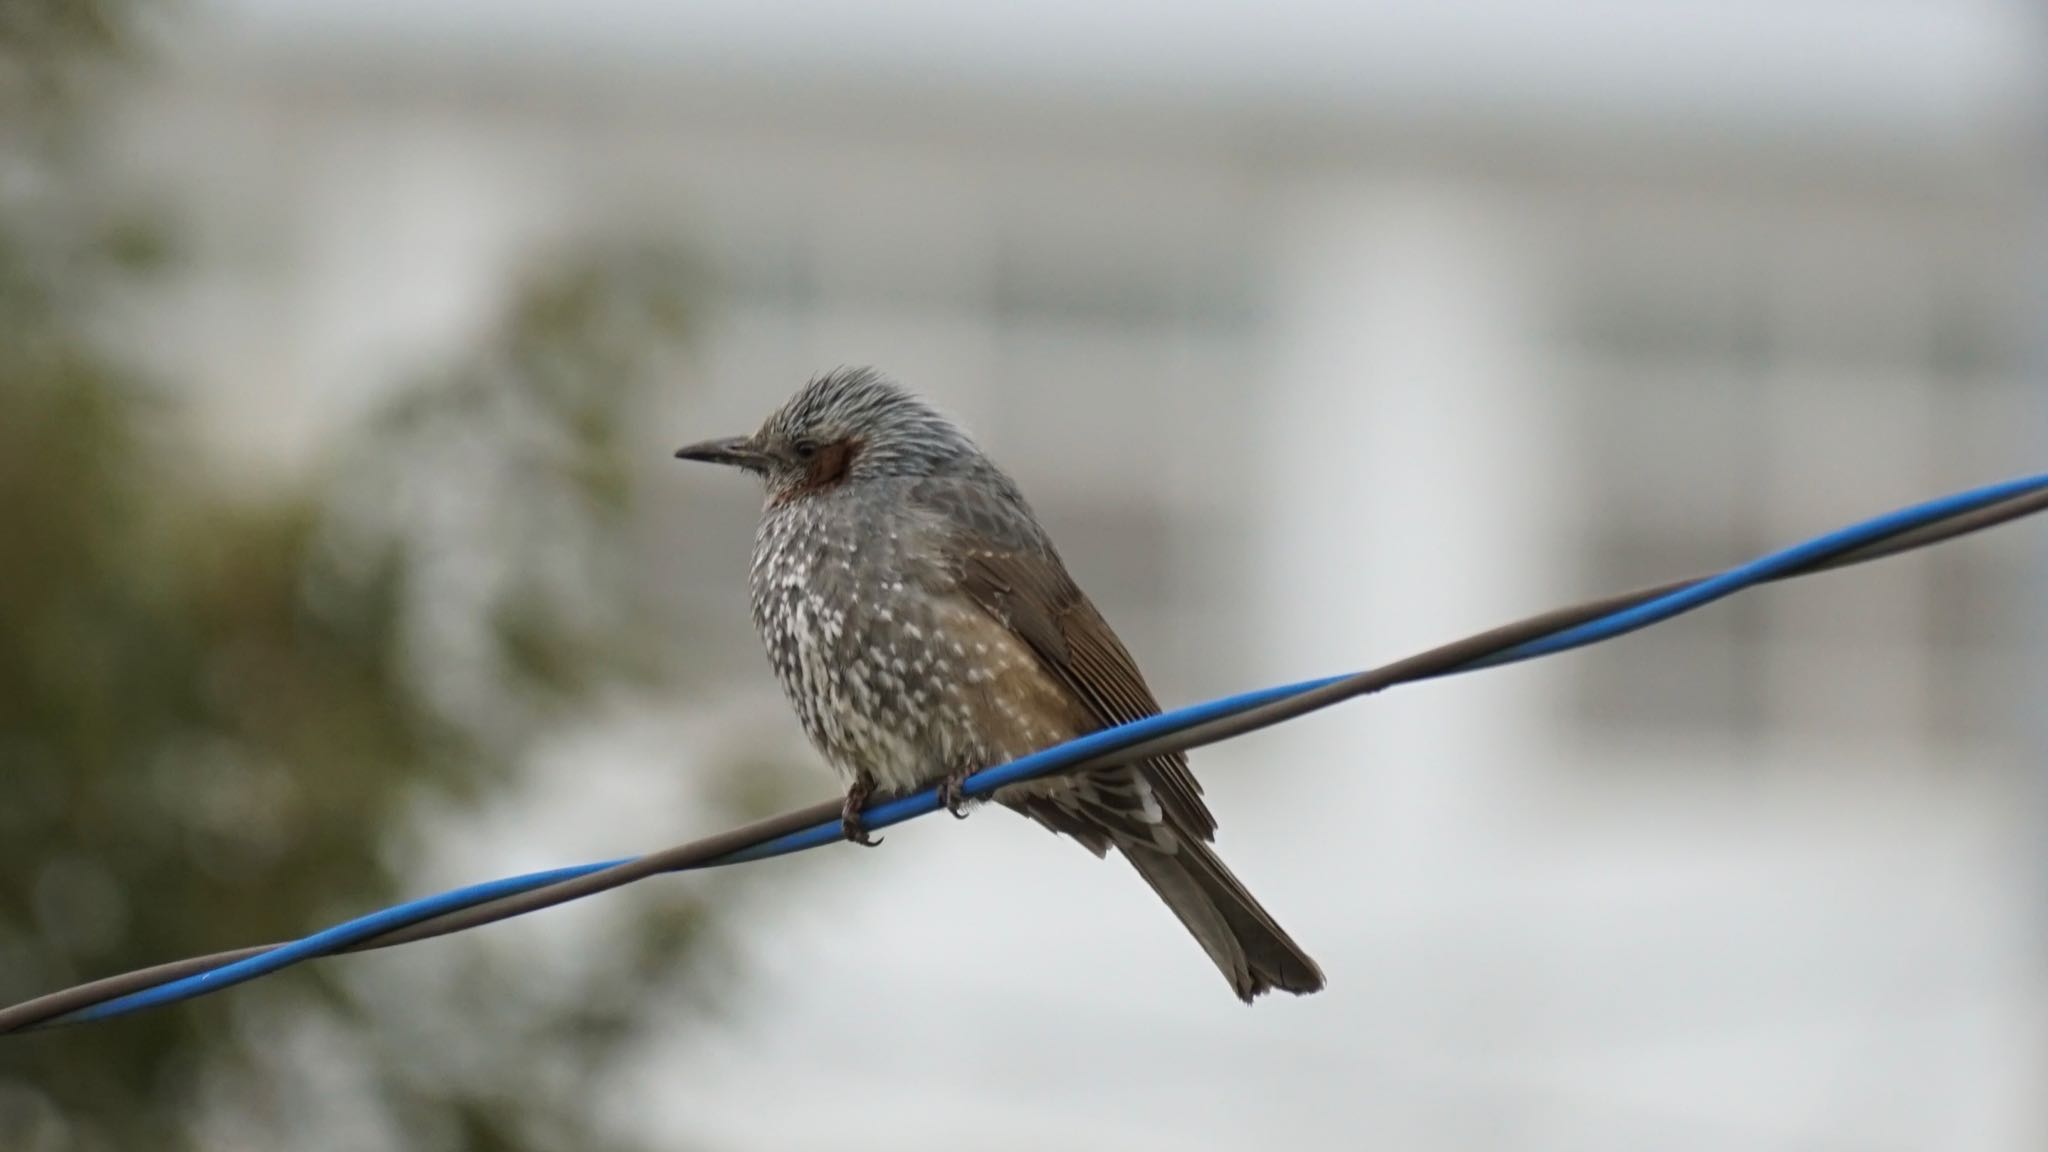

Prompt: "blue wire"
[1466,471,2048,671]
[715,675,1352,864]
[60,861,629,1024]
[40,470,2048,1028]
[58,677,1349,1026]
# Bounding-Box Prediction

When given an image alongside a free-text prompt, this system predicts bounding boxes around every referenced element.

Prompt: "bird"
[674,367,1324,1002]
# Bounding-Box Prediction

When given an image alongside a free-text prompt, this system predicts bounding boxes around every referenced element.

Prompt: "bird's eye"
[792,438,820,461]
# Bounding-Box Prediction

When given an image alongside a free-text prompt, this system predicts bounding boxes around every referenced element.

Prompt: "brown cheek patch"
[771,438,865,508]
[807,439,859,488]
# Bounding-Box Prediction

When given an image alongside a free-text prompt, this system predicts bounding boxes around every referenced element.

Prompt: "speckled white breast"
[748,487,983,795]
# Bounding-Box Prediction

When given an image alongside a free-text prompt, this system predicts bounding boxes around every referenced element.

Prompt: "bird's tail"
[1119,833,1325,1002]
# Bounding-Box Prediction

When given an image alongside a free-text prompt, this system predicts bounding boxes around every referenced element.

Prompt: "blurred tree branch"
[0,5,793,1151]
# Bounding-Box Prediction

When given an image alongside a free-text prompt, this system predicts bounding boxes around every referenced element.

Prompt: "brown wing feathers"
[957,548,1218,842]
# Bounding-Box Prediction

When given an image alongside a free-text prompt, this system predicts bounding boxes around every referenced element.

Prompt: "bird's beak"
[674,435,770,473]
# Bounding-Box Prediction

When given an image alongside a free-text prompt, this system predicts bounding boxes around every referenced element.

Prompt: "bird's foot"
[841,781,883,847]
[938,771,973,820]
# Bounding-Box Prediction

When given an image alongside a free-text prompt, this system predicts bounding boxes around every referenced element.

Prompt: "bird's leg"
[937,769,973,819]
[841,774,883,847]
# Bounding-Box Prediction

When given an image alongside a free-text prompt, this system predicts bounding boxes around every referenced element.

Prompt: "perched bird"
[675,368,1323,1002]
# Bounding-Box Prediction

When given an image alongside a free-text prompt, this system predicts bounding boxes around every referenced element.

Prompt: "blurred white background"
[102,1,2048,1148]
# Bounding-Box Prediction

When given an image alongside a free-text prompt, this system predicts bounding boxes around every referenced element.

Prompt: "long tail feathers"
[1120,834,1325,1002]
[1000,771,1323,1002]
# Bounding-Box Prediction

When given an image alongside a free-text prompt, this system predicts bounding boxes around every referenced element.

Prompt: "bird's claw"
[842,784,883,847]
[938,773,972,820]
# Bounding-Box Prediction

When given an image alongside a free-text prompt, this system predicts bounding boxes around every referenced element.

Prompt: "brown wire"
[5,485,2044,1035]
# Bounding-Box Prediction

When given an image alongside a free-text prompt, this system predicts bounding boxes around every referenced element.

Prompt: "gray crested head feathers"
[675,367,984,504]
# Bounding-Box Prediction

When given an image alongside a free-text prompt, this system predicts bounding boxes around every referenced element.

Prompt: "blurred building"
[115,4,2046,1150]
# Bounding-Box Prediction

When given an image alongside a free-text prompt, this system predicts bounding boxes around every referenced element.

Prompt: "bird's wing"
[918,480,1218,841]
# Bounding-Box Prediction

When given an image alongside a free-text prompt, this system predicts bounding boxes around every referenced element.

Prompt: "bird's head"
[675,367,980,504]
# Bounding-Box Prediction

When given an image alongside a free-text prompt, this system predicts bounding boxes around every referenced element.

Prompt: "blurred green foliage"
[0,4,787,1150]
